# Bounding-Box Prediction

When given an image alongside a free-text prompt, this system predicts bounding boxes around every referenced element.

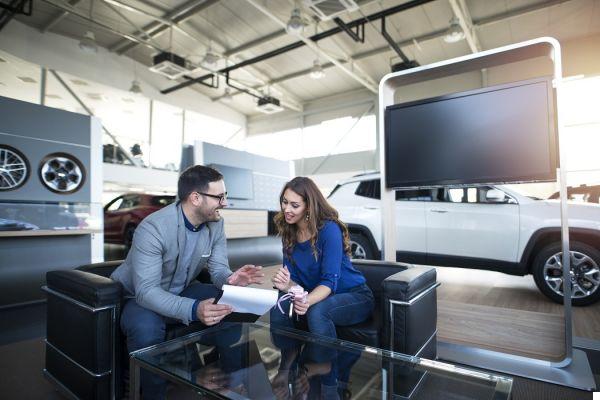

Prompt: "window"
[151,101,183,170]
[106,197,123,211]
[302,115,376,159]
[119,196,139,209]
[434,187,512,204]
[245,128,302,160]
[355,180,381,199]
[395,189,433,201]
[184,110,243,150]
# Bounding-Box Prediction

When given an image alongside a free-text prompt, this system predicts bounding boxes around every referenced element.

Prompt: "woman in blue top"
[270,176,374,340]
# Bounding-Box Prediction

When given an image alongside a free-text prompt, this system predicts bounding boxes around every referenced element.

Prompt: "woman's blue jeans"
[270,284,374,387]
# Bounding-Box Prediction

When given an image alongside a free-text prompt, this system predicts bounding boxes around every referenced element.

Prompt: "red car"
[104,193,176,247]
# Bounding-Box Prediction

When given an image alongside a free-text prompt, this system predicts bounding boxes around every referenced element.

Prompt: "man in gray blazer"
[111,165,264,400]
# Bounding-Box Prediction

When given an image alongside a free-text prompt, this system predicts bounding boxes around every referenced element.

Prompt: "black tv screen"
[384,77,558,188]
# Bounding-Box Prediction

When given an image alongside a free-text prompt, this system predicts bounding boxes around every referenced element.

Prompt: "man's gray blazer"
[110,202,232,324]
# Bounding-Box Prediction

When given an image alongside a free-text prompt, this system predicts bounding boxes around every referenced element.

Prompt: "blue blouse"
[283,221,366,293]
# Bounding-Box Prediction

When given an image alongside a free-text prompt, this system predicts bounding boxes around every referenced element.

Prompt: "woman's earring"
[305,212,310,221]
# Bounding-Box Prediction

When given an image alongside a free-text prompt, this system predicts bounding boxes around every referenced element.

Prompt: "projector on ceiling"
[256,96,284,114]
[149,52,189,80]
[391,60,420,73]
[304,0,359,21]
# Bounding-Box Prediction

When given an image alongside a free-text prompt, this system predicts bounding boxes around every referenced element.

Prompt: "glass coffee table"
[130,322,512,399]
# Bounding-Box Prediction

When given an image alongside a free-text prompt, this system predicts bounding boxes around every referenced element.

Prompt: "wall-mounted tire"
[0,144,30,191]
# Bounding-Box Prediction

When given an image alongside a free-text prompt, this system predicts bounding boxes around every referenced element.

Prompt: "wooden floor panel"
[438,300,565,361]
[435,266,600,361]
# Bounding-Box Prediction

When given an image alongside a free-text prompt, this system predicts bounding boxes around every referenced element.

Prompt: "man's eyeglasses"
[196,191,227,203]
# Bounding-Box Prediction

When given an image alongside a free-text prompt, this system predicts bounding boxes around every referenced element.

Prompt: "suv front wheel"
[532,241,600,306]
[349,233,375,260]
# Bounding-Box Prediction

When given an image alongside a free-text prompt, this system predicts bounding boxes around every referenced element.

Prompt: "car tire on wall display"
[0,144,30,191]
[38,152,86,194]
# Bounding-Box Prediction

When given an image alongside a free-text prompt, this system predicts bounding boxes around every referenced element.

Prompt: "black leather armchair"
[43,259,437,400]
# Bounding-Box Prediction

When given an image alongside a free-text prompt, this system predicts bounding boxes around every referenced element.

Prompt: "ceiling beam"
[449,0,481,53]
[40,0,81,33]
[101,0,209,46]
[42,0,164,52]
[109,0,219,54]
[246,0,378,93]
[212,0,576,102]
[162,0,436,95]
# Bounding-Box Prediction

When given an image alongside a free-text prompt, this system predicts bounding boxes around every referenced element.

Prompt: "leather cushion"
[336,308,381,348]
[352,260,410,302]
[47,270,122,307]
[77,260,123,278]
[382,266,436,302]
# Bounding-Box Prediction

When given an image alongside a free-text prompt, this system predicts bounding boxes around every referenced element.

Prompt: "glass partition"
[0,202,102,231]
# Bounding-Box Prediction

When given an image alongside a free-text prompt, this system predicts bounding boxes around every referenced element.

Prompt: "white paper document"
[217,285,278,315]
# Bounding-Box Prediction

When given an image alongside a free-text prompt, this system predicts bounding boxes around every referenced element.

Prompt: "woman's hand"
[293,296,310,315]
[272,265,291,291]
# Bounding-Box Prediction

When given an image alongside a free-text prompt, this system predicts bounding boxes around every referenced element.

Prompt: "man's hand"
[197,298,232,325]
[271,266,291,291]
[227,265,265,286]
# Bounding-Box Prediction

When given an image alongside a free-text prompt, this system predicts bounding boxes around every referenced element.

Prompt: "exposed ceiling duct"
[304,0,359,21]
[162,0,436,95]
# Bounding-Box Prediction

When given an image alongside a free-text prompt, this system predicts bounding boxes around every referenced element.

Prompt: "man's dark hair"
[177,165,223,202]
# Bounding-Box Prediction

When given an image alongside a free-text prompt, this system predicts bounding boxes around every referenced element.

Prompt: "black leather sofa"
[43,259,437,399]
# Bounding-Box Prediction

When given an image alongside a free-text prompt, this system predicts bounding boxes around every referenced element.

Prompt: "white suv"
[328,172,600,306]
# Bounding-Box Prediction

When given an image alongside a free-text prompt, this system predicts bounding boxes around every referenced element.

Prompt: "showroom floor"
[0,252,597,399]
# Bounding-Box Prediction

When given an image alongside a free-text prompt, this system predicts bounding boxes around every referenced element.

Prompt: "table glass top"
[131,322,512,399]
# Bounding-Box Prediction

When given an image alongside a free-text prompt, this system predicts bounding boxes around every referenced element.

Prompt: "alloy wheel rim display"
[39,153,86,194]
[0,145,30,191]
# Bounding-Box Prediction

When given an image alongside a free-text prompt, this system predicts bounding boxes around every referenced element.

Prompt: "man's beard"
[196,205,221,222]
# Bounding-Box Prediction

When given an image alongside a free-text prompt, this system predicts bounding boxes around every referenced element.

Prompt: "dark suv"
[104,193,175,247]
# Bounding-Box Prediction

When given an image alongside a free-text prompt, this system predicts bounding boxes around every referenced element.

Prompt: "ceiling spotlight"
[222,88,233,103]
[79,31,98,53]
[129,80,142,94]
[310,59,325,79]
[202,48,220,68]
[286,8,305,35]
[443,18,465,43]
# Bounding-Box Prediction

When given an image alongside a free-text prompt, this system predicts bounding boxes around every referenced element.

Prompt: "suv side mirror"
[486,189,507,203]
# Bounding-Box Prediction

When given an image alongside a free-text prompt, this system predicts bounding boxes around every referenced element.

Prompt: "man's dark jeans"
[121,283,219,400]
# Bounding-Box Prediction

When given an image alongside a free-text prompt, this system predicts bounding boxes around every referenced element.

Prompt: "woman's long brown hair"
[274,176,351,259]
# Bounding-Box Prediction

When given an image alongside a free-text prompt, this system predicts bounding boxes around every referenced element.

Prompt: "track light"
[202,47,220,68]
[79,31,98,53]
[310,59,325,79]
[222,88,233,103]
[129,80,142,94]
[443,18,465,43]
[286,8,305,35]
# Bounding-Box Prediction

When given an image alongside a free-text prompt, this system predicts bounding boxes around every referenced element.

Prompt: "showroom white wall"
[0,20,246,129]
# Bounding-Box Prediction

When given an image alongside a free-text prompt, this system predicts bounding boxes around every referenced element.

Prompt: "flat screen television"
[384,77,558,189]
